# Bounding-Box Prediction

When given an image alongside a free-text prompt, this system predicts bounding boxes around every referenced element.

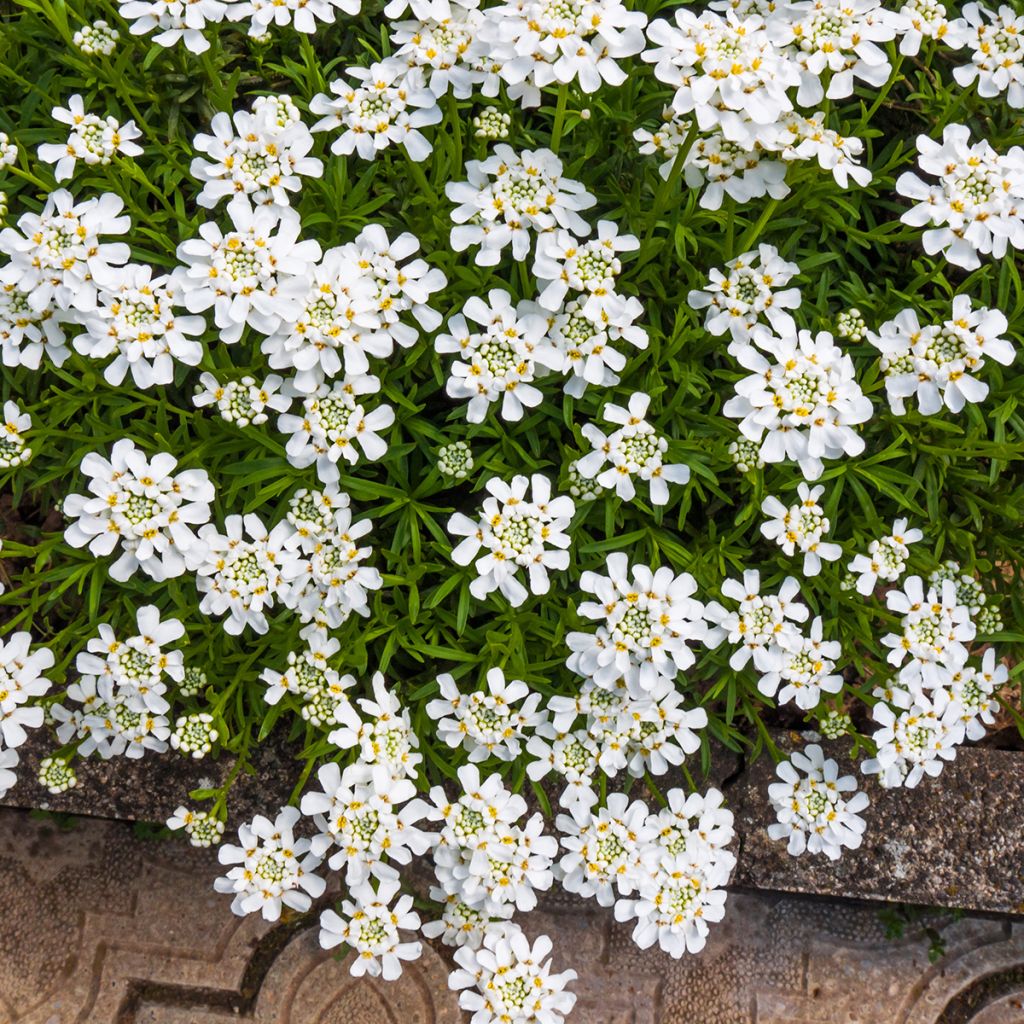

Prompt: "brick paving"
[1,807,1022,1024]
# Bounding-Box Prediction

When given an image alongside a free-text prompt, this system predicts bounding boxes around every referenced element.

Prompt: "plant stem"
[550,83,570,152]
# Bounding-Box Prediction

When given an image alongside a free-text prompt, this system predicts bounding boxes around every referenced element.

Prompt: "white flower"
[446,145,596,265]
[861,688,965,788]
[278,375,394,483]
[760,483,842,576]
[554,794,657,906]
[880,575,976,690]
[195,513,296,634]
[0,631,54,751]
[613,846,732,957]
[835,307,867,341]
[435,289,562,423]
[327,672,423,780]
[390,3,487,98]
[190,103,322,209]
[449,924,577,1023]
[705,569,809,673]
[75,264,205,388]
[541,295,649,397]
[336,224,447,352]
[896,124,1024,270]
[0,748,17,798]
[532,220,639,318]
[846,518,922,594]
[526,727,601,813]
[951,3,1024,108]
[193,372,290,426]
[566,552,707,691]
[280,492,383,628]
[0,282,72,369]
[260,250,382,391]
[892,0,966,56]
[576,391,690,506]
[648,786,736,867]
[215,806,326,920]
[422,889,514,948]
[427,668,545,761]
[73,19,121,54]
[476,0,647,106]
[320,878,422,979]
[236,0,359,35]
[687,245,802,352]
[38,95,142,182]
[167,806,225,847]
[770,111,873,189]
[757,617,844,710]
[301,761,431,883]
[63,439,214,582]
[768,0,898,106]
[867,296,1014,416]
[644,10,798,146]
[311,62,441,162]
[767,744,869,860]
[170,712,219,758]
[0,400,31,468]
[0,190,130,313]
[175,196,321,343]
[425,763,556,914]
[950,648,1006,740]
[447,473,575,607]
[728,437,764,473]
[683,125,789,211]
[260,630,360,729]
[723,330,872,480]
[117,0,232,53]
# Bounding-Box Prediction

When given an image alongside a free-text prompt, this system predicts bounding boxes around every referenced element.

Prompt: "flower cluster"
[448,473,574,606]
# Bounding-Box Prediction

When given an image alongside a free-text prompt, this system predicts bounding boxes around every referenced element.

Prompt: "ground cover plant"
[1,0,1024,1015]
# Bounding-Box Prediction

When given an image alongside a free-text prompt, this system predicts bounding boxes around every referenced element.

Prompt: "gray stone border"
[4,727,1022,916]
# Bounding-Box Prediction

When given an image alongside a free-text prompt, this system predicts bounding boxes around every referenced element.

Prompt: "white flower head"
[311,62,442,163]
[190,103,323,209]
[760,483,842,576]
[175,196,322,343]
[0,190,130,313]
[446,145,596,265]
[576,391,690,506]
[847,518,923,595]
[426,668,545,761]
[215,806,326,920]
[63,439,214,582]
[435,289,562,423]
[278,374,394,484]
[0,400,31,468]
[723,330,872,480]
[0,631,55,751]
[448,473,575,608]
[75,264,205,389]
[896,124,1024,270]
[566,552,708,691]
[449,924,577,1023]
[767,744,869,859]
[73,19,121,55]
[38,94,143,182]
[193,372,290,426]
[319,878,422,979]
[117,0,232,53]
[951,3,1024,108]
[687,244,802,352]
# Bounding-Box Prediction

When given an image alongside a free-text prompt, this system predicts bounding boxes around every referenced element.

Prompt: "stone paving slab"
[2,807,1024,1024]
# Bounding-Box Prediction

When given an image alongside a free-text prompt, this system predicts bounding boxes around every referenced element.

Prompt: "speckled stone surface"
[730,731,1024,915]
[2,806,1024,1024]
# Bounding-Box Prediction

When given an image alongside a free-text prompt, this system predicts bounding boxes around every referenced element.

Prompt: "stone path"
[1,807,1022,1024]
